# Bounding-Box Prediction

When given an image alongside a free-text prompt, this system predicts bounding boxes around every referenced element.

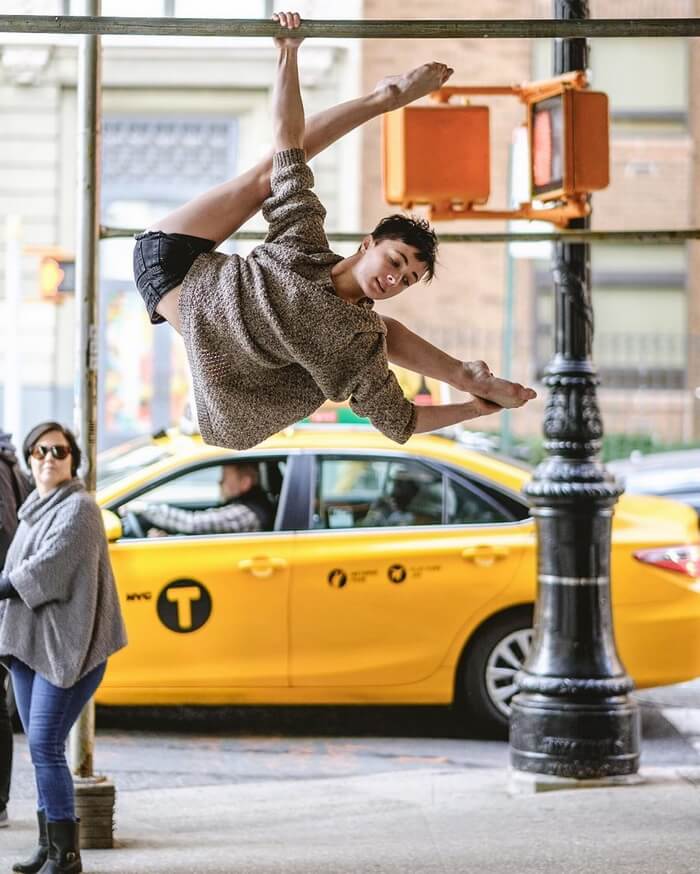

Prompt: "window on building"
[70,0,269,15]
[534,245,687,390]
[533,38,688,133]
[102,116,238,206]
[98,114,238,447]
[173,0,269,16]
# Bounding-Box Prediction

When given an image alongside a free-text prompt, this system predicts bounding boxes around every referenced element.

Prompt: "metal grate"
[101,116,237,204]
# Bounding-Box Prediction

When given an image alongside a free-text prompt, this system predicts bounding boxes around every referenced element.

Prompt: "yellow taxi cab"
[93,425,700,735]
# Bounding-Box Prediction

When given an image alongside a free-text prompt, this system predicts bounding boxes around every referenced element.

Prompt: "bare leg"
[149,62,453,246]
[152,61,452,331]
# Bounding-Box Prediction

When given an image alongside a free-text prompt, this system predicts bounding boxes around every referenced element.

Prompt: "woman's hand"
[273,10,304,49]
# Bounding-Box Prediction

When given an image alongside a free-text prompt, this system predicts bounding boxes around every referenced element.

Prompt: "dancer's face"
[356,237,426,302]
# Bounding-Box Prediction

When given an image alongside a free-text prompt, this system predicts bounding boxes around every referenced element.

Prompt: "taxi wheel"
[457,607,534,738]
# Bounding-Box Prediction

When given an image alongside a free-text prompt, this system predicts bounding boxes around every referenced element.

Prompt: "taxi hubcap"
[486,628,533,718]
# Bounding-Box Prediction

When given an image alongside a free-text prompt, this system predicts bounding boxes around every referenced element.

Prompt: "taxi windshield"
[97,437,175,488]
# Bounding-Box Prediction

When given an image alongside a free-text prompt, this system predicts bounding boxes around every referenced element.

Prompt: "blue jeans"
[9,659,106,822]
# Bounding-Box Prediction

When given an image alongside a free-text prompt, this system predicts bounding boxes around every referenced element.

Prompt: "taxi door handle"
[237,556,288,579]
[461,545,509,567]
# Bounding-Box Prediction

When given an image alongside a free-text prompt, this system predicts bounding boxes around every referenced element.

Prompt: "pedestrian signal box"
[381,72,609,226]
[530,89,609,200]
[383,105,491,215]
[38,255,75,300]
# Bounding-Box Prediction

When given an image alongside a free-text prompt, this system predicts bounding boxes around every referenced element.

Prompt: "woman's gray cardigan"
[0,478,127,688]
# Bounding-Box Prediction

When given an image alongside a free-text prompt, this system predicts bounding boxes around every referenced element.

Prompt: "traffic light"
[39,255,75,300]
[381,73,609,225]
[530,89,609,201]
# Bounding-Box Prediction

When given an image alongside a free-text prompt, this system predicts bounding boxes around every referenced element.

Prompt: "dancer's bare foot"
[459,360,537,409]
[375,62,454,111]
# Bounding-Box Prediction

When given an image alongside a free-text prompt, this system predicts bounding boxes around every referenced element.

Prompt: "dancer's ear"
[359,234,373,254]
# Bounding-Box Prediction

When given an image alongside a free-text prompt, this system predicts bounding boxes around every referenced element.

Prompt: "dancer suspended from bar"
[133,11,536,450]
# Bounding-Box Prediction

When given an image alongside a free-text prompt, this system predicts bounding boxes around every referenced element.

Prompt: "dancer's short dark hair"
[370,214,438,281]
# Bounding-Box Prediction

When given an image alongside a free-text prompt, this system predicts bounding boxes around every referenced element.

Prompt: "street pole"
[509,0,641,783]
[70,0,116,847]
[3,217,22,441]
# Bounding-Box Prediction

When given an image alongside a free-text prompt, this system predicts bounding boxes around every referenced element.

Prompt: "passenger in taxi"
[127,462,274,537]
[132,11,536,452]
[362,470,421,528]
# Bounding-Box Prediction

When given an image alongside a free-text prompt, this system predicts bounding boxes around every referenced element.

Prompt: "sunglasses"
[31,444,72,461]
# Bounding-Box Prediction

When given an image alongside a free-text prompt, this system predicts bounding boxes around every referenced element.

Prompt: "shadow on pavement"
[97,704,495,740]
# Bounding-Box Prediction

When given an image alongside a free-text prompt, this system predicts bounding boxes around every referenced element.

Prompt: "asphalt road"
[8,679,700,800]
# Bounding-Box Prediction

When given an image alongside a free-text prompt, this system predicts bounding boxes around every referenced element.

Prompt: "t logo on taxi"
[157,579,212,633]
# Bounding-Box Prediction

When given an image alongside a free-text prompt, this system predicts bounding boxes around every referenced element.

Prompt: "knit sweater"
[0,479,127,688]
[179,148,417,450]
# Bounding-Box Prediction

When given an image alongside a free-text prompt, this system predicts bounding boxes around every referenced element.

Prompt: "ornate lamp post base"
[511,694,640,779]
[509,463,641,780]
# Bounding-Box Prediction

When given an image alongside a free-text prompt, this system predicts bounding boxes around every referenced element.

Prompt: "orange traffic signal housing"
[381,73,609,225]
[530,89,609,200]
[382,105,490,213]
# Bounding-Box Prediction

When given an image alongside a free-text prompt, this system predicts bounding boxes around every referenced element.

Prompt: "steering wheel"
[121,511,146,539]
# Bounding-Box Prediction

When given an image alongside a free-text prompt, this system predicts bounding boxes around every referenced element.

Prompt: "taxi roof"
[96,424,532,504]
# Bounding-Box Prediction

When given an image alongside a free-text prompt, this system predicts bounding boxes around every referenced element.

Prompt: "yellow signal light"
[39,257,64,299]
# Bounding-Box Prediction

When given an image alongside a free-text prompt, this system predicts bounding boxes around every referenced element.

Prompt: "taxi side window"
[314,457,443,529]
[133,465,222,509]
[116,458,286,538]
[445,479,513,525]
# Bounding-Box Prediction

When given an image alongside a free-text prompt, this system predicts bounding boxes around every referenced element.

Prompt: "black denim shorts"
[133,230,216,324]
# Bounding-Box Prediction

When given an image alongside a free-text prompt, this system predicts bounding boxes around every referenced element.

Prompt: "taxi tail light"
[633,545,700,577]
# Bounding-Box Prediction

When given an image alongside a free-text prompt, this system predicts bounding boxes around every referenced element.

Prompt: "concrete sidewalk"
[2,762,699,873]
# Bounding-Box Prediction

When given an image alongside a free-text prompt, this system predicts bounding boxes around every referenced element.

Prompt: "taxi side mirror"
[101,509,123,542]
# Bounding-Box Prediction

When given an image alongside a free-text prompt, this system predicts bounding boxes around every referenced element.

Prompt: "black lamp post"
[509,0,641,780]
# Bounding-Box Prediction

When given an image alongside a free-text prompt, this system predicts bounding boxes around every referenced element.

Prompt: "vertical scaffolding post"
[3,216,22,440]
[509,0,641,785]
[70,0,116,848]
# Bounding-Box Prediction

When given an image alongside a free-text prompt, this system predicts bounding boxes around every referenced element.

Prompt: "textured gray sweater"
[179,148,417,450]
[0,479,127,688]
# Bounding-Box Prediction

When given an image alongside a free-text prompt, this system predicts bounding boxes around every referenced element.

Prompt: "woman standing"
[0,422,127,874]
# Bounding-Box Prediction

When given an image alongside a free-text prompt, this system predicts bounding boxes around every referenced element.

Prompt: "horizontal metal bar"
[102,226,700,244]
[2,16,699,39]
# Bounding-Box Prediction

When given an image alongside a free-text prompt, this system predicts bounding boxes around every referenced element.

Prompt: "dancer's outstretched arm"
[381,315,537,409]
[271,11,305,152]
[413,397,502,434]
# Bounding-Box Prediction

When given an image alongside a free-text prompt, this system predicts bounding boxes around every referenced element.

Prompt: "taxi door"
[107,534,294,693]
[289,454,529,688]
[103,462,293,698]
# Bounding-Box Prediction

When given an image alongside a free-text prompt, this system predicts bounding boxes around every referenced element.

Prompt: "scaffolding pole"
[100,226,700,244]
[1,15,699,39]
[69,0,116,850]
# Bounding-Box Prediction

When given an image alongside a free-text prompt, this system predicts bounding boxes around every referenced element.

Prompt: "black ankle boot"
[13,809,49,874]
[38,819,82,874]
